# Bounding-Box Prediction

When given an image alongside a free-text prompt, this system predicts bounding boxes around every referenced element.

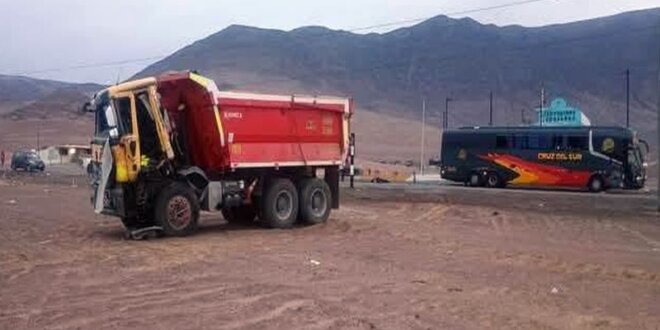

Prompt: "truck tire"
[222,206,257,225]
[298,178,331,225]
[154,182,199,236]
[261,178,299,229]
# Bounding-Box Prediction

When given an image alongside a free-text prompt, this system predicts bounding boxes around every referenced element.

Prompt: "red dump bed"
[155,72,352,173]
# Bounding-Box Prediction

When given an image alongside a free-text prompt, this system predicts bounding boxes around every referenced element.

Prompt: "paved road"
[342,181,659,218]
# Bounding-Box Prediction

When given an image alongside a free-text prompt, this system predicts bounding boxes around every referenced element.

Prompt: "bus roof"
[455,126,634,134]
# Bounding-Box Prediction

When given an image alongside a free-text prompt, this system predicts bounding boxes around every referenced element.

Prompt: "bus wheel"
[468,172,482,187]
[588,175,604,193]
[485,172,502,188]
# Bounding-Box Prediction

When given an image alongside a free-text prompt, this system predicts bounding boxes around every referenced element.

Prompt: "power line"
[2,0,562,77]
[347,0,559,32]
[7,56,167,76]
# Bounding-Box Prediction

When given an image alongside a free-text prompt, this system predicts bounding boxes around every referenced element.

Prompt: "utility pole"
[539,82,545,127]
[36,123,40,152]
[349,133,355,189]
[444,97,452,129]
[489,91,493,126]
[420,98,426,175]
[656,19,660,213]
[626,69,630,128]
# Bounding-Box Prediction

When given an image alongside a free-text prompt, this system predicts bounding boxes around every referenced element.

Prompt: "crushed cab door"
[112,93,141,183]
[132,88,173,167]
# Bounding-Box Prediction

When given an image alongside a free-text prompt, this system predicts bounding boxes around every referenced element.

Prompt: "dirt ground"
[0,172,659,330]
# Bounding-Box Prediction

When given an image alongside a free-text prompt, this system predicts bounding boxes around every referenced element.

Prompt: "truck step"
[125,226,163,240]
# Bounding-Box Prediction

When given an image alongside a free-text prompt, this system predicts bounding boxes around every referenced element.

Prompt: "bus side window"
[514,135,528,149]
[529,134,541,150]
[551,135,564,150]
[567,136,588,151]
[496,135,509,149]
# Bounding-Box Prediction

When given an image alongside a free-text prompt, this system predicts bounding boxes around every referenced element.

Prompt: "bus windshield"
[628,147,642,169]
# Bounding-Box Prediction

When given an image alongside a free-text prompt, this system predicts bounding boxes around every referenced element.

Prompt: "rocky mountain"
[0,75,101,103]
[136,8,660,144]
[0,75,103,119]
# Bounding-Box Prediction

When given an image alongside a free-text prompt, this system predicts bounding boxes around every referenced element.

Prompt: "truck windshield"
[93,92,122,141]
[93,91,112,138]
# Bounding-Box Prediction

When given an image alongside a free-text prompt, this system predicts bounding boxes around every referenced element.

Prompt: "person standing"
[0,150,5,169]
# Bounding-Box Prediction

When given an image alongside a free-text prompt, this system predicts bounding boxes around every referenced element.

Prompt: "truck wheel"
[588,175,604,193]
[154,182,199,236]
[222,206,257,225]
[261,178,299,229]
[485,172,502,188]
[298,178,331,225]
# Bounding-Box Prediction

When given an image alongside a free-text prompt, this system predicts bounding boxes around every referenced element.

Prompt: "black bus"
[439,126,647,192]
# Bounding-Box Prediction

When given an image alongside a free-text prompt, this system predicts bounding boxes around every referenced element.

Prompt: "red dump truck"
[88,71,353,237]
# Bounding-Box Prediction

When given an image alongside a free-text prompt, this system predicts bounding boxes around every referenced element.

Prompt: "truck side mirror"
[82,102,94,113]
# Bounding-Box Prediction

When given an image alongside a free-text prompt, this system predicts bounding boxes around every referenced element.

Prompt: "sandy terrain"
[0,118,93,153]
[0,171,659,329]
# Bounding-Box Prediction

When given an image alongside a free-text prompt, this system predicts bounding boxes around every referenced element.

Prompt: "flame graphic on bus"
[479,153,592,187]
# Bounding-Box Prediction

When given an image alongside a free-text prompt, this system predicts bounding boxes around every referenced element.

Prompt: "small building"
[37,144,92,165]
[535,98,591,127]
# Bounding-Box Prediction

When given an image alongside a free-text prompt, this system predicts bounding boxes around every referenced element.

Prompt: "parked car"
[11,150,45,172]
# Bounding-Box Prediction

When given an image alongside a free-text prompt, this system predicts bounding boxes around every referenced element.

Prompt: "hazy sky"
[1,0,658,84]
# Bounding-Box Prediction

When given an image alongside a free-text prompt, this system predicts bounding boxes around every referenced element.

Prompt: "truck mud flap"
[325,166,340,209]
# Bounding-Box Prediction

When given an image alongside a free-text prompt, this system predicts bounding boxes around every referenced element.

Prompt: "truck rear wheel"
[261,178,299,229]
[222,206,257,225]
[154,182,199,236]
[298,178,331,225]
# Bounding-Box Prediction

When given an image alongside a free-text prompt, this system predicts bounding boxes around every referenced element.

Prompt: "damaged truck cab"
[89,72,353,237]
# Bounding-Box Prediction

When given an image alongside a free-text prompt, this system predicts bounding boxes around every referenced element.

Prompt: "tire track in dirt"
[491,250,660,284]
[7,277,313,329]
[613,223,660,250]
[219,299,312,329]
[410,204,451,223]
